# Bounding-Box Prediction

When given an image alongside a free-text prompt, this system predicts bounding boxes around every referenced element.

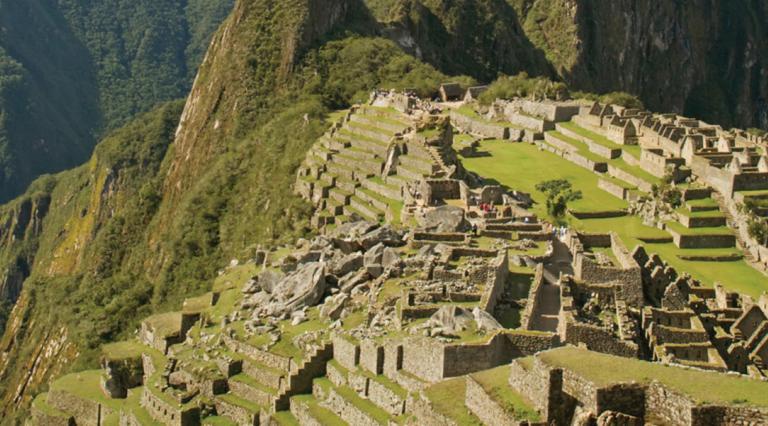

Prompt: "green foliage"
[747,218,768,246]
[572,90,645,109]
[478,73,567,105]
[0,0,231,202]
[652,173,683,209]
[299,36,473,107]
[535,179,582,219]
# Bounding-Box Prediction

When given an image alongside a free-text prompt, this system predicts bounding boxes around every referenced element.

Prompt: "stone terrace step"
[336,130,390,157]
[350,114,409,134]
[398,155,435,174]
[344,204,380,223]
[228,374,279,408]
[214,394,261,426]
[349,196,385,222]
[362,178,402,200]
[326,162,356,181]
[329,187,354,205]
[242,358,287,390]
[290,394,349,426]
[323,198,345,216]
[358,105,410,124]
[396,164,429,181]
[346,121,396,144]
[318,379,394,426]
[335,153,384,176]
[344,146,380,162]
[355,187,395,212]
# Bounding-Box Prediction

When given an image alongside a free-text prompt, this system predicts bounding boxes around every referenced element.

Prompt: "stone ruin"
[29,91,768,426]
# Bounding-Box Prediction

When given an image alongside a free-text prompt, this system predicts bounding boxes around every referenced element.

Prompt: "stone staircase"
[297,105,447,227]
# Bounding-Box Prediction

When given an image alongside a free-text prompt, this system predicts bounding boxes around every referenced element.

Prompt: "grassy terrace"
[291,395,346,425]
[665,221,733,236]
[454,106,519,128]
[461,140,628,217]
[559,121,642,158]
[538,347,768,407]
[547,130,659,186]
[471,365,540,422]
[462,140,768,297]
[424,377,483,425]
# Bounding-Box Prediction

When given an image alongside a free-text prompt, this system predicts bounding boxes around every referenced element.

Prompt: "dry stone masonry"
[28,90,768,426]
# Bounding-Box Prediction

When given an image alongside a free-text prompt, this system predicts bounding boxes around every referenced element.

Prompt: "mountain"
[0,0,767,421]
[0,0,233,202]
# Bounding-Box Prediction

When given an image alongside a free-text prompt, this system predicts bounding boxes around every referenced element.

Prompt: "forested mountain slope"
[0,0,233,202]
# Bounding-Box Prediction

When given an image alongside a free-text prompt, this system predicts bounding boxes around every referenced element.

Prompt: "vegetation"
[0,0,232,202]
[535,179,583,219]
[539,347,768,406]
[478,73,568,105]
[572,90,645,109]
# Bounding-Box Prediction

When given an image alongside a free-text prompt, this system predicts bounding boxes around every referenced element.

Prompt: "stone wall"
[223,334,293,372]
[450,110,509,140]
[141,387,199,426]
[598,179,630,200]
[535,140,608,173]
[480,251,508,313]
[332,335,360,371]
[406,393,460,426]
[46,390,105,426]
[520,264,545,330]
[402,337,444,382]
[215,397,258,425]
[644,381,695,425]
[359,339,384,375]
[507,358,563,423]
[563,319,639,358]
[607,165,653,192]
[465,376,515,425]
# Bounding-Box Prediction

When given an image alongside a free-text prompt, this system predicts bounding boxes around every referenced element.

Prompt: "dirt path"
[529,239,573,332]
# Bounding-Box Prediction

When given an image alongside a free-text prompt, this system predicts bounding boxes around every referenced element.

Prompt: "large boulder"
[254,269,284,294]
[359,226,405,250]
[472,307,503,332]
[364,243,386,278]
[330,252,364,277]
[419,205,469,232]
[423,306,474,337]
[273,262,327,312]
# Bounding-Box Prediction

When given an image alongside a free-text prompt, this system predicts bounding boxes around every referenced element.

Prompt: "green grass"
[218,393,262,413]
[203,416,238,426]
[665,221,733,236]
[686,198,719,209]
[143,312,182,338]
[272,411,301,426]
[49,370,121,410]
[335,384,392,424]
[31,392,71,419]
[101,340,148,361]
[539,347,768,407]
[292,395,347,425]
[675,208,725,219]
[424,378,483,425]
[460,139,627,218]
[575,216,766,297]
[471,365,540,421]
[462,138,767,296]
[559,121,641,158]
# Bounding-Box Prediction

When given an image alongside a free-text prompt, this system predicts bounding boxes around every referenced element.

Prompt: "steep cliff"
[508,0,768,129]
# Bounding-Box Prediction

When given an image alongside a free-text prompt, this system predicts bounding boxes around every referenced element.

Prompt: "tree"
[535,179,583,219]
[747,217,768,247]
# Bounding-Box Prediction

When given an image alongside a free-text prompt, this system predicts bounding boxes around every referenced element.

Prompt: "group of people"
[552,225,569,240]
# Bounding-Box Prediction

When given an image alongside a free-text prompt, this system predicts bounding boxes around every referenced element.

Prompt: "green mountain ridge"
[0,0,233,203]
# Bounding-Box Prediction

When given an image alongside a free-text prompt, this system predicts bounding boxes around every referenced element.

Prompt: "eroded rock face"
[359,226,405,250]
[419,205,469,232]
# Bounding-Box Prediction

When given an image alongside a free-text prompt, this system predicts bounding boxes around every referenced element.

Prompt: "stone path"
[530,238,573,332]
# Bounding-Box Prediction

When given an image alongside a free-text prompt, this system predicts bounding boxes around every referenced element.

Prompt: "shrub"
[478,73,568,105]
[535,179,582,219]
